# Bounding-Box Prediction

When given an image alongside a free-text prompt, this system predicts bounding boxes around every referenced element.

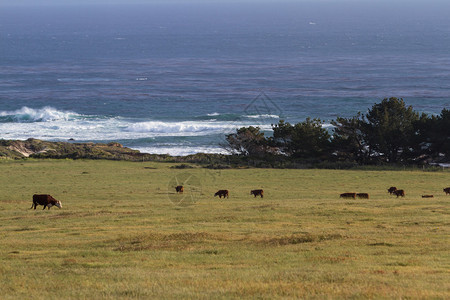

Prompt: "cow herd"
[339,186,450,200]
[339,192,369,199]
[30,186,449,210]
[176,187,264,199]
[387,187,406,198]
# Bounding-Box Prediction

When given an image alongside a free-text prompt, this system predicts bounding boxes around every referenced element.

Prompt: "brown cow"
[175,185,184,193]
[340,193,356,199]
[30,194,62,210]
[393,189,405,197]
[250,189,264,198]
[388,187,397,194]
[214,190,229,198]
[422,195,434,198]
[357,193,369,199]
[444,187,450,195]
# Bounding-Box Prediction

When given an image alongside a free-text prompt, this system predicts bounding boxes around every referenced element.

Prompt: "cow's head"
[55,201,62,208]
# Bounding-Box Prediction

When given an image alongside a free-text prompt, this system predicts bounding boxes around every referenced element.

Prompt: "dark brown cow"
[340,193,356,199]
[444,187,450,195]
[393,189,405,198]
[214,190,229,198]
[175,185,184,193]
[422,195,434,198]
[250,189,264,198]
[388,187,397,194]
[357,193,369,199]
[30,194,62,210]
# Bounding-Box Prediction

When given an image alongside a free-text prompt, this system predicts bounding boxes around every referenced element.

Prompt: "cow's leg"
[43,205,47,210]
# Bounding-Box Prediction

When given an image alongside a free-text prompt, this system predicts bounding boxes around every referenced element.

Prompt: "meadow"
[0,159,448,299]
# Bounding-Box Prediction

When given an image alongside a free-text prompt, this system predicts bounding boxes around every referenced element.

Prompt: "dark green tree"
[331,112,369,163]
[272,118,331,160]
[364,97,419,163]
[413,108,450,163]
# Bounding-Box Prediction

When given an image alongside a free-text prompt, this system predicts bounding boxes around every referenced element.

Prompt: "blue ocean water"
[1,2,449,155]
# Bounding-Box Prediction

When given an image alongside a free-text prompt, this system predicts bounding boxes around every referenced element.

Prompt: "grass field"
[0,159,449,299]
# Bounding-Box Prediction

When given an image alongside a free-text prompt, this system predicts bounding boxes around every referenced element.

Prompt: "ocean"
[1,2,449,155]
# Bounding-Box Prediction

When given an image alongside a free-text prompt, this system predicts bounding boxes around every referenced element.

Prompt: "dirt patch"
[368,242,394,247]
[114,232,218,252]
[260,233,344,246]
[313,255,354,263]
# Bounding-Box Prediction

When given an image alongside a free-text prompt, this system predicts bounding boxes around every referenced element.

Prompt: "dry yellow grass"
[0,159,449,299]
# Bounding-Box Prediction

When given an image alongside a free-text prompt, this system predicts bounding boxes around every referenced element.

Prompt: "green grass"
[0,159,449,299]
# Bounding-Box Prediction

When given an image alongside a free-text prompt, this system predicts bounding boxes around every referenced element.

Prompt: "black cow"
[340,192,356,199]
[388,187,397,195]
[250,189,264,198]
[393,189,405,198]
[214,190,229,198]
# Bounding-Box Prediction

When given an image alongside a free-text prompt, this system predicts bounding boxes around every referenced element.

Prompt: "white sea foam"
[245,114,280,119]
[125,121,229,135]
[0,106,81,122]
[0,107,272,142]
[322,123,335,129]
[133,146,229,156]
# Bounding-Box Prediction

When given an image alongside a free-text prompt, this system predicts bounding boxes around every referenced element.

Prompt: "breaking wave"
[0,106,83,123]
[0,106,273,143]
[125,121,230,135]
[245,114,280,119]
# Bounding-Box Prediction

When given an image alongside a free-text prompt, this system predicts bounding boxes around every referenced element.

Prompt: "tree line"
[224,98,449,166]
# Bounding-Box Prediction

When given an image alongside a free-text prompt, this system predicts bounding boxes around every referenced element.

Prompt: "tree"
[224,126,271,157]
[331,112,369,163]
[413,108,450,163]
[364,97,419,163]
[272,118,331,160]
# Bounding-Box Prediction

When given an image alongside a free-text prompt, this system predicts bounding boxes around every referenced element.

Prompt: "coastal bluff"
[0,138,225,163]
[0,138,163,161]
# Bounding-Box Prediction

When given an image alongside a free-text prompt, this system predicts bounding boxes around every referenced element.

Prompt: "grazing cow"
[214,190,229,198]
[175,185,184,193]
[30,194,62,210]
[393,189,405,198]
[422,195,434,198]
[250,189,264,198]
[340,192,356,199]
[444,187,450,195]
[388,187,397,194]
[357,193,369,199]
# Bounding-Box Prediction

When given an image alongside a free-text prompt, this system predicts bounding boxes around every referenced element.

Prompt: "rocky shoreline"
[0,138,226,164]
